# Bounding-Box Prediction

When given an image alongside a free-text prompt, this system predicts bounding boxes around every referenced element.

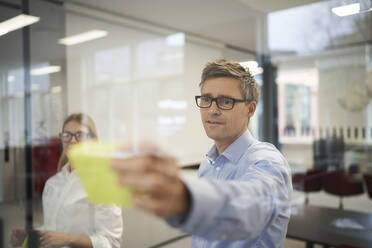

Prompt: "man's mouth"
[206,120,224,125]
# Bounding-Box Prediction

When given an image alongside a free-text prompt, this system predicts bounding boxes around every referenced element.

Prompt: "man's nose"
[208,100,221,114]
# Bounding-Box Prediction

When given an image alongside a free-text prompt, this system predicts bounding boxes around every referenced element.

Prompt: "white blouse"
[42,164,123,248]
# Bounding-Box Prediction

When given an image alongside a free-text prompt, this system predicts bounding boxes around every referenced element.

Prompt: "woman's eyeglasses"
[59,131,94,142]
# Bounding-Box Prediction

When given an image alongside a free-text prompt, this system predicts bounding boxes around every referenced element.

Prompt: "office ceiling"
[0,0,327,71]
[68,0,325,53]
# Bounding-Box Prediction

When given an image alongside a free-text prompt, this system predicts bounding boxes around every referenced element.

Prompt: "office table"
[287,205,372,248]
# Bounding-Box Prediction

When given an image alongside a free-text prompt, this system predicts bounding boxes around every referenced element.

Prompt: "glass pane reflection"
[1,0,371,247]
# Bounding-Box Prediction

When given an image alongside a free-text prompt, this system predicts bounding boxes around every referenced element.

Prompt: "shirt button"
[220,234,227,240]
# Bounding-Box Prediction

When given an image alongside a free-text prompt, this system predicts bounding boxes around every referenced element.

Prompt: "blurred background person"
[11,113,123,248]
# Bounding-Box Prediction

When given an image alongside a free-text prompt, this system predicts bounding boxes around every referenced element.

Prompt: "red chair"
[32,137,61,193]
[322,171,364,209]
[363,173,372,199]
[292,168,324,204]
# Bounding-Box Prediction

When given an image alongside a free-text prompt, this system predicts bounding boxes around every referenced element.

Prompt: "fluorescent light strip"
[31,66,61,76]
[59,30,108,46]
[0,28,8,36]
[0,14,40,36]
[332,3,360,17]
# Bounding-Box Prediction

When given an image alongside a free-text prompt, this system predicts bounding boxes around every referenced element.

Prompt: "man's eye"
[219,98,232,104]
[201,97,211,102]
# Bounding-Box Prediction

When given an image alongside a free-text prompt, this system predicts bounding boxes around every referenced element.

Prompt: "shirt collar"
[206,144,219,163]
[206,129,255,164]
[61,163,73,175]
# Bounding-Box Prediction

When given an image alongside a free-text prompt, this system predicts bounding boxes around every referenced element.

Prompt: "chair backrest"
[292,168,324,192]
[348,164,360,174]
[322,171,364,196]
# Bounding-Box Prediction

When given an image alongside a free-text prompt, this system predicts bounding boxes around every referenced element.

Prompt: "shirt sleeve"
[168,158,292,241]
[89,204,123,248]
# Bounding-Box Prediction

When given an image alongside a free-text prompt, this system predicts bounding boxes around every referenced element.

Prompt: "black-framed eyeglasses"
[59,131,94,142]
[195,95,250,110]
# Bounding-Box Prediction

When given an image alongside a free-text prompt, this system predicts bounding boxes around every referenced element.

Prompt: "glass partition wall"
[0,0,371,247]
[271,0,372,194]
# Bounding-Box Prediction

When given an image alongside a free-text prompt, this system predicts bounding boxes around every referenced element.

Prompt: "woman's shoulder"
[44,167,67,188]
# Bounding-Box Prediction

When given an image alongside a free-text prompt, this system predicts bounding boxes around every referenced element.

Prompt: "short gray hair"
[199,59,259,103]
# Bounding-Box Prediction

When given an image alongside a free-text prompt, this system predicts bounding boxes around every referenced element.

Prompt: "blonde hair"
[57,113,98,171]
[199,59,259,103]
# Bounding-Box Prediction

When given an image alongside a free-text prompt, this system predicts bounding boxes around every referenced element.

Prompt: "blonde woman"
[11,113,123,248]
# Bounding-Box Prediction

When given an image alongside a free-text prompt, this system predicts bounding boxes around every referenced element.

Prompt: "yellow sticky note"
[68,141,132,207]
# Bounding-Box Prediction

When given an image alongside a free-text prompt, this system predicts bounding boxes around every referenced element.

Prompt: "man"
[112,59,292,248]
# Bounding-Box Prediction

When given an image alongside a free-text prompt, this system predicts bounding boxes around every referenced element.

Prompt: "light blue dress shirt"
[170,129,292,248]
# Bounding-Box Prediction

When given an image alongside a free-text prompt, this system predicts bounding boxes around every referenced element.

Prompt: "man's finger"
[132,194,170,217]
[111,155,159,172]
[111,154,177,174]
[119,173,171,195]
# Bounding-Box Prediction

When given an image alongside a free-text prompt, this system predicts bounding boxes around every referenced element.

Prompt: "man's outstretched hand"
[111,150,190,218]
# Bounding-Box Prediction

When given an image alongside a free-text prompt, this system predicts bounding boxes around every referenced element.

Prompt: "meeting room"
[0,0,372,247]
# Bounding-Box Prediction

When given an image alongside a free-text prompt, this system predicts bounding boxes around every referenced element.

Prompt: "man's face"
[200,77,255,148]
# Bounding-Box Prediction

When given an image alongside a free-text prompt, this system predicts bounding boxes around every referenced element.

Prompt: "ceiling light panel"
[0,14,40,36]
[59,30,108,46]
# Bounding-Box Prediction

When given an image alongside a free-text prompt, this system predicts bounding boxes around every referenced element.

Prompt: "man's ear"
[247,101,257,118]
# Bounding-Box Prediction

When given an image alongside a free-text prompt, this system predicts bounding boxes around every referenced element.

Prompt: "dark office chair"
[313,138,328,169]
[363,173,372,199]
[348,163,360,174]
[322,171,364,209]
[292,168,324,204]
